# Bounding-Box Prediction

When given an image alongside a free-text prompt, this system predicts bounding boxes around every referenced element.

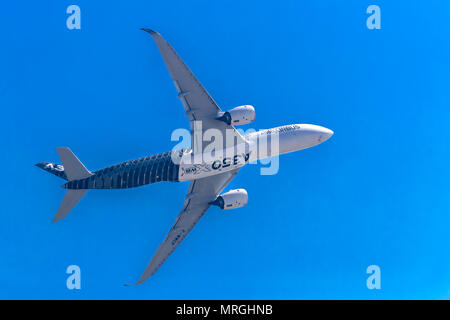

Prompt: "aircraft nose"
[317,126,334,143]
[322,127,334,139]
[294,124,334,148]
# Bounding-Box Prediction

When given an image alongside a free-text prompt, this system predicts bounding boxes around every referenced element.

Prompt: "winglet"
[124,262,155,287]
[141,28,159,36]
[124,278,147,287]
[124,282,141,287]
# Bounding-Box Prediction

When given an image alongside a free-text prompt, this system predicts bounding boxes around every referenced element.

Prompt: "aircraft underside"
[35,29,333,285]
[64,151,180,189]
[37,150,181,190]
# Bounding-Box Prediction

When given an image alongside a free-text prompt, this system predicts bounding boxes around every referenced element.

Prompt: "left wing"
[127,169,239,285]
[141,28,246,153]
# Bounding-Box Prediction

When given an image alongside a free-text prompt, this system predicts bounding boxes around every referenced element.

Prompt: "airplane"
[36,29,333,286]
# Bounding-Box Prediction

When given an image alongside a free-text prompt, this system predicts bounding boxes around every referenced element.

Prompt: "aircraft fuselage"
[62,123,333,190]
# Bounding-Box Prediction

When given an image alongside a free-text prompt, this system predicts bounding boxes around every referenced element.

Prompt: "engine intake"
[210,189,248,210]
[217,105,255,126]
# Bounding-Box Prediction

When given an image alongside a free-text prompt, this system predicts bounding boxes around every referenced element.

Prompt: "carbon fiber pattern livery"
[36,162,68,180]
[64,151,180,189]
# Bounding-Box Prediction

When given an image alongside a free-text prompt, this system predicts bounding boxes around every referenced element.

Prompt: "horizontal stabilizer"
[53,189,88,222]
[56,147,92,181]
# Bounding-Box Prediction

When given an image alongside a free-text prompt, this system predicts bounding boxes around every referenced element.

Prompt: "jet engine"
[210,189,248,210]
[216,105,255,126]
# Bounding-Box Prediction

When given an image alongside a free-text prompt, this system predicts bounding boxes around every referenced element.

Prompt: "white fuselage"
[178,124,333,182]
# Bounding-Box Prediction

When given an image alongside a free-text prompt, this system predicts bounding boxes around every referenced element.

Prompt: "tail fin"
[35,162,68,180]
[52,147,92,222]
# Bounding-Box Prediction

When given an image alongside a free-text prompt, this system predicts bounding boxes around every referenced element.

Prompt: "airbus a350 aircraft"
[37,29,333,285]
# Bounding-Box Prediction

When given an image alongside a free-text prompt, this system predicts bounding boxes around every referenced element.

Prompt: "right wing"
[126,169,240,286]
[142,29,246,152]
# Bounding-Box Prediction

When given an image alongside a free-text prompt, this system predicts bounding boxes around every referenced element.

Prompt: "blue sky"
[1,0,449,299]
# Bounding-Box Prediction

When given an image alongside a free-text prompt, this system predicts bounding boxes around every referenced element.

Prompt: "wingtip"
[52,216,62,223]
[124,275,151,287]
[124,282,141,287]
[141,28,159,36]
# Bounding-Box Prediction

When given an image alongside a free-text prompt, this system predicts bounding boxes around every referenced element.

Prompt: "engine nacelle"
[210,189,248,210]
[217,105,255,126]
